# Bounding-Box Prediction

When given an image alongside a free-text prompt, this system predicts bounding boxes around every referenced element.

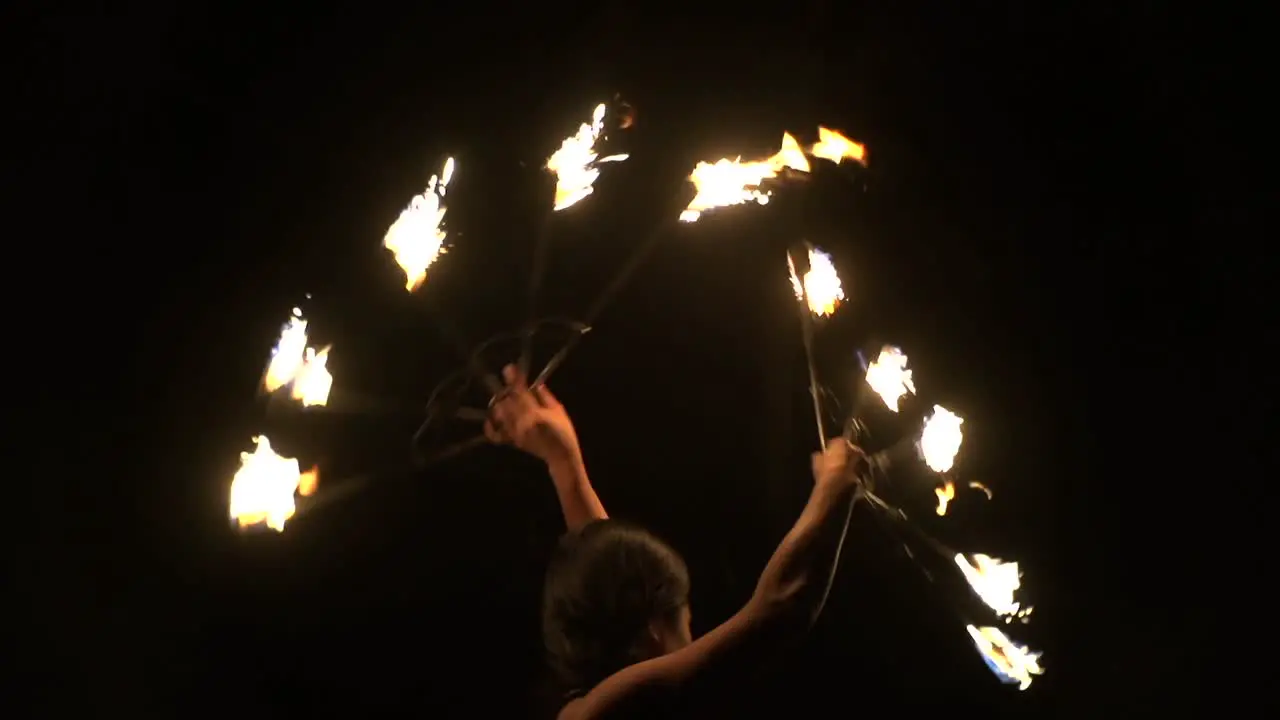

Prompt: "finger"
[502,364,531,393]
[490,399,517,431]
[532,384,560,408]
[851,446,871,474]
[483,419,505,444]
[500,364,537,410]
[493,394,532,430]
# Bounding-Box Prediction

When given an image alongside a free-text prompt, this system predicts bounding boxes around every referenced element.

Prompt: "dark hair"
[542,519,690,693]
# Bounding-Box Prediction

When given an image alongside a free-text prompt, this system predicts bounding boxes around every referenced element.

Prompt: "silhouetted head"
[542,519,692,692]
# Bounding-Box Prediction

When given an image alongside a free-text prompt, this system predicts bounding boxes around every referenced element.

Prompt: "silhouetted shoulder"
[556,602,776,720]
[557,697,583,720]
[558,691,676,720]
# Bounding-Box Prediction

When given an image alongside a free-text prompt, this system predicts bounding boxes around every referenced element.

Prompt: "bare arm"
[547,454,608,531]
[560,444,864,720]
[486,365,607,529]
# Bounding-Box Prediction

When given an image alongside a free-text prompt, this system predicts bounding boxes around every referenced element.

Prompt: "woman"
[486,365,866,719]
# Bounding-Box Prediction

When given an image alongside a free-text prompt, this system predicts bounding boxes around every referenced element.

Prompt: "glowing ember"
[969,481,993,499]
[965,625,1043,690]
[547,103,629,211]
[935,481,955,515]
[919,405,964,472]
[809,126,867,165]
[788,247,845,316]
[228,436,319,532]
[679,132,810,223]
[383,156,455,292]
[865,345,915,411]
[261,309,333,407]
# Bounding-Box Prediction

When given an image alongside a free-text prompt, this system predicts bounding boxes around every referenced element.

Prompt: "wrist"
[546,452,587,484]
[817,471,861,499]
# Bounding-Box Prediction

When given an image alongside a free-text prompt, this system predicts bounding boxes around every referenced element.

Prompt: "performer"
[487,365,866,719]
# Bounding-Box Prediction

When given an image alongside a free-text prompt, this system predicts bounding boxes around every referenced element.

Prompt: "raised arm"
[487,365,608,530]
[561,441,865,720]
[546,451,608,531]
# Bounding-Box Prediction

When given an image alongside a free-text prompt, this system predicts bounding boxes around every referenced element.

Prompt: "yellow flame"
[965,625,1043,690]
[679,132,810,223]
[937,480,993,515]
[291,346,333,407]
[263,308,308,393]
[228,436,318,532]
[383,157,455,292]
[809,126,867,165]
[261,310,333,407]
[919,405,963,472]
[297,466,319,497]
[678,127,867,222]
[935,481,955,515]
[788,247,844,316]
[865,345,915,412]
[547,103,629,211]
[955,553,1027,618]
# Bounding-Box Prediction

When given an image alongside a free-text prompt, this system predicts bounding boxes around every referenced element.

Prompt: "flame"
[936,480,993,516]
[263,308,308,393]
[679,132,810,223]
[290,346,333,407]
[919,405,964,472]
[788,247,844,316]
[809,126,867,165]
[383,156,455,292]
[865,345,915,412]
[935,481,955,515]
[965,625,1043,690]
[678,127,867,222]
[297,466,319,497]
[228,436,318,532]
[261,309,333,407]
[955,553,1027,619]
[547,103,629,211]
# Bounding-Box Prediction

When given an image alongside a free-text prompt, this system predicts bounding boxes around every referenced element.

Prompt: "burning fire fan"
[219,95,1043,691]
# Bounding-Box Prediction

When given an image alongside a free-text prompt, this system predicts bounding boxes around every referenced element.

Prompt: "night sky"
[15,2,1254,716]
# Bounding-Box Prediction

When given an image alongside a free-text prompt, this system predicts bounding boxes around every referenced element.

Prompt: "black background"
[13,2,1259,716]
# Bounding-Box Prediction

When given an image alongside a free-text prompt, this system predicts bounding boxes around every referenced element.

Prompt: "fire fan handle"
[530,324,592,389]
[524,190,689,389]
